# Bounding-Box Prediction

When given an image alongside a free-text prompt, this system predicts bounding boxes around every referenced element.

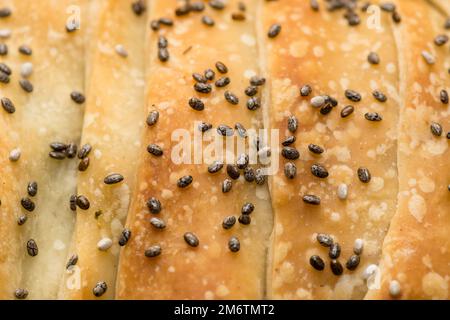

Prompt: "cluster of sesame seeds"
[310,234,363,275]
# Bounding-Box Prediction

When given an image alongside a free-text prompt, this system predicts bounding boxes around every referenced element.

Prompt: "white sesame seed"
[389,280,401,297]
[9,148,21,161]
[0,29,11,38]
[310,96,325,108]
[115,44,128,58]
[97,237,113,251]
[337,183,348,200]
[353,238,364,255]
[20,62,33,78]
[363,264,379,280]
[421,51,435,65]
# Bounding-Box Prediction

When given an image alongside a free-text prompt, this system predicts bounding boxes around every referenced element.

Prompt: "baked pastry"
[0,0,448,300]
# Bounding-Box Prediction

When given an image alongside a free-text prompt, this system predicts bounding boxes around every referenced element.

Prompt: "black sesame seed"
[190,2,205,12]
[325,95,338,107]
[147,144,163,156]
[27,181,38,197]
[241,202,254,215]
[365,112,383,122]
[0,62,11,75]
[204,68,215,80]
[78,143,92,159]
[243,167,256,182]
[368,52,380,65]
[14,289,28,300]
[215,76,230,88]
[49,151,66,160]
[238,214,251,225]
[228,236,240,252]
[231,12,245,21]
[131,0,146,15]
[79,158,90,172]
[440,90,449,104]
[158,17,173,26]
[392,11,401,23]
[26,239,38,257]
[93,281,107,297]
[0,7,11,18]
[158,48,169,62]
[235,123,247,138]
[0,71,9,84]
[146,110,159,126]
[104,173,124,185]
[227,164,240,180]
[192,73,207,83]
[236,153,249,169]
[317,233,333,247]
[357,167,371,183]
[17,215,27,226]
[245,86,258,97]
[177,175,193,188]
[287,115,298,133]
[224,91,239,105]
[373,90,387,102]
[445,18,450,29]
[330,260,344,276]
[246,97,261,110]
[145,245,162,258]
[76,195,90,210]
[202,15,215,26]
[208,160,224,174]
[194,82,212,93]
[345,89,361,102]
[150,20,160,31]
[199,122,213,132]
[189,97,205,111]
[150,217,166,229]
[158,36,168,49]
[268,23,281,38]
[284,162,297,179]
[66,143,77,158]
[303,194,321,205]
[434,34,449,46]
[281,147,300,160]
[300,84,312,97]
[66,254,78,269]
[311,163,329,178]
[18,45,32,55]
[50,142,68,152]
[250,76,266,86]
[308,144,324,154]
[119,228,131,246]
[175,4,191,16]
[215,61,228,74]
[255,168,266,185]
[1,97,15,113]
[380,2,396,12]
[346,255,361,270]
[447,132,450,139]
[309,255,325,271]
[222,179,232,193]
[184,232,199,247]
[310,0,319,11]
[345,11,361,26]
[282,136,296,146]
[222,216,236,229]
[70,195,77,211]
[0,43,8,55]
[217,124,234,136]
[21,197,35,212]
[70,91,85,104]
[329,242,341,259]
[146,197,161,214]
[320,104,333,115]
[430,122,443,136]
[19,79,33,93]
[209,0,225,10]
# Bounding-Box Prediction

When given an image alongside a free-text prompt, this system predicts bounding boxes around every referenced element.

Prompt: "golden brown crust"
[263,0,400,299]
[365,0,450,300]
[59,0,147,299]
[116,0,273,300]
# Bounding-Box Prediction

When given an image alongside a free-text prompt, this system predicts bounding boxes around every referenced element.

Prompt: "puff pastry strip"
[59,0,147,299]
[116,0,273,299]
[365,0,450,300]
[262,0,400,299]
[0,0,86,299]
